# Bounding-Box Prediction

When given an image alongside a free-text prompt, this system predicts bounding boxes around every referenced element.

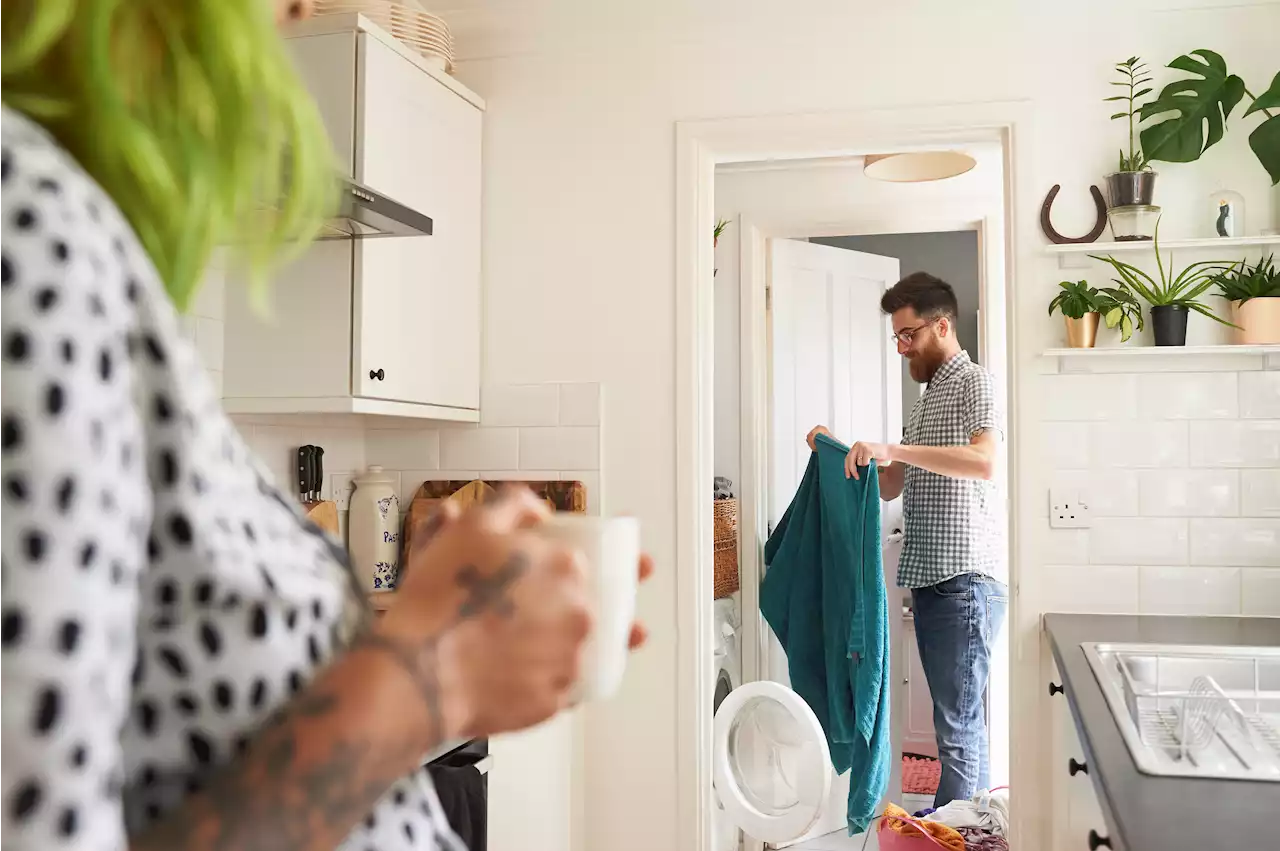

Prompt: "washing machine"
[712,597,742,851]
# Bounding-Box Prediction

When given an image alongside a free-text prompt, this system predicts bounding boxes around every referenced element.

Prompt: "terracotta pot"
[1230,297,1280,345]
[1063,313,1100,348]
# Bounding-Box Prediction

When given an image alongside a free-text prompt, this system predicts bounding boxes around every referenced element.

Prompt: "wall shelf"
[1043,344,1280,372]
[1046,234,1280,269]
[1046,235,1280,255]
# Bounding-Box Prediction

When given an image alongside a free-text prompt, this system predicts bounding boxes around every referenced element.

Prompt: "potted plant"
[1092,224,1239,346]
[1048,280,1143,347]
[1104,57,1157,218]
[713,218,729,277]
[1214,253,1280,344]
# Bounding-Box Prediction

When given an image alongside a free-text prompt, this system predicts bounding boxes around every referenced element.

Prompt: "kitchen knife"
[311,446,325,503]
[296,445,313,503]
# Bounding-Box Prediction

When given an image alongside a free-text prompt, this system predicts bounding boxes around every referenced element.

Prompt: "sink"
[1083,642,1280,782]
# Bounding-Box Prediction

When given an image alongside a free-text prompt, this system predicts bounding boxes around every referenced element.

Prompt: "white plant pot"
[349,466,401,593]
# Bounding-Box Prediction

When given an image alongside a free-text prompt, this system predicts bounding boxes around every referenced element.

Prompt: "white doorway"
[684,111,1021,851]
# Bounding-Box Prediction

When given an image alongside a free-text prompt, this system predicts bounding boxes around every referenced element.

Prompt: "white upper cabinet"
[223,19,483,421]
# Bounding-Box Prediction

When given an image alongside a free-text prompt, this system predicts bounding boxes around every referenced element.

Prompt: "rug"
[902,755,941,795]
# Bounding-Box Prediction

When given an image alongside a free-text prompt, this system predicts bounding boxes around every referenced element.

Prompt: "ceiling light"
[863,151,977,183]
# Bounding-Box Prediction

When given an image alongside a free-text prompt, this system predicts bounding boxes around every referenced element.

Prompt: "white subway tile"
[1088,421,1188,469]
[1138,470,1239,517]
[1044,528,1090,565]
[1050,470,1139,517]
[486,470,562,481]
[1041,423,1091,470]
[520,427,600,471]
[1139,567,1242,615]
[1137,372,1238,420]
[395,471,481,505]
[1042,374,1137,421]
[1241,570,1280,616]
[195,317,224,372]
[1040,565,1139,614]
[559,383,601,426]
[1189,421,1280,468]
[1090,518,1188,565]
[1190,518,1280,567]
[1242,471,1280,518]
[1240,371,1280,419]
[440,428,520,471]
[480,385,560,427]
[207,369,223,400]
[366,429,440,470]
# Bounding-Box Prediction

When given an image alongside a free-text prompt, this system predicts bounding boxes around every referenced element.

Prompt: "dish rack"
[1091,643,1280,781]
[314,0,456,73]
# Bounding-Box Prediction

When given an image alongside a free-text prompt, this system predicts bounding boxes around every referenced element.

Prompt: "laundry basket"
[877,806,964,851]
[712,499,739,599]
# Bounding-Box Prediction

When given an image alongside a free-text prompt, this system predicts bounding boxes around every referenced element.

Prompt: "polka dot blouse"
[1,108,462,850]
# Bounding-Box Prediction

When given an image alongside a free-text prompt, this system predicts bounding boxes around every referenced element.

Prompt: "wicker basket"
[712,499,739,599]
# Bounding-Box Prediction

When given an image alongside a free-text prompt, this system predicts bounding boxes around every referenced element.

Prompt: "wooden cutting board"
[401,479,588,556]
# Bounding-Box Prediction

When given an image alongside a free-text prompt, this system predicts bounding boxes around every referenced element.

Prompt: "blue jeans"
[911,573,1008,808]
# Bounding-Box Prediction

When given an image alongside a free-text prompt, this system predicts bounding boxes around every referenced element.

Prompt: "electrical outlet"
[1050,488,1090,528]
[331,473,356,511]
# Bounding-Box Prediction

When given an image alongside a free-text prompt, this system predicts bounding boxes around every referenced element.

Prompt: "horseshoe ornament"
[1040,184,1108,245]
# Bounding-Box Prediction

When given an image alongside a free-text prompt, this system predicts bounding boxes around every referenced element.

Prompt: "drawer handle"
[1088,830,1112,850]
[369,368,385,381]
[1049,682,1064,696]
[1068,758,1088,776]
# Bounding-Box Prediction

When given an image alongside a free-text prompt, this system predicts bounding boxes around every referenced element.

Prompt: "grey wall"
[810,230,980,429]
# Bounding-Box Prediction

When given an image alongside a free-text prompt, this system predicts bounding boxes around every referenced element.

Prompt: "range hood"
[316,179,434,239]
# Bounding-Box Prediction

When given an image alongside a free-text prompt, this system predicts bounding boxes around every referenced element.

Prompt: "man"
[807,271,1008,808]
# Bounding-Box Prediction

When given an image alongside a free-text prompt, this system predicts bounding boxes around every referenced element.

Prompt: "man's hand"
[845,441,895,480]
[806,425,832,451]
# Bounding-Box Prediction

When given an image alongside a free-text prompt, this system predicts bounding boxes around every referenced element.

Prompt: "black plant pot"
[1150,305,1189,347]
[1104,171,1157,207]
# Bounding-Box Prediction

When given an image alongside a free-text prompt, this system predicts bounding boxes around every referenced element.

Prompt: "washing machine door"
[712,680,833,845]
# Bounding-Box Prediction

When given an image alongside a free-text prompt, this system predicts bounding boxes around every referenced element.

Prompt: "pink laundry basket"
[876,811,961,851]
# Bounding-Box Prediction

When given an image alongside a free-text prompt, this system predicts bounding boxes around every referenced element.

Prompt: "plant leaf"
[1109,111,1129,120]
[1247,113,1280,186]
[1134,88,1153,98]
[1119,314,1134,342]
[1243,71,1280,117]
[1139,49,1247,163]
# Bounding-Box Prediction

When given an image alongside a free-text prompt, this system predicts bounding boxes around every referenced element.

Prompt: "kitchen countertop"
[1043,613,1280,851]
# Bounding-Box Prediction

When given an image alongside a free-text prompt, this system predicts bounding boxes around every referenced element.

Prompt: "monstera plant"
[1139,50,1280,185]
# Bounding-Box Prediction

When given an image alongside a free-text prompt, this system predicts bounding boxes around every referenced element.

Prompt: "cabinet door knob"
[1049,682,1064,696]
[1068,758,1088,776]
[1088,830,1111,850]
[369,368,385,381]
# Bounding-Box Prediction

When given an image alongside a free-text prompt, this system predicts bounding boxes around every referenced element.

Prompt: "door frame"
[675,102,1031,851]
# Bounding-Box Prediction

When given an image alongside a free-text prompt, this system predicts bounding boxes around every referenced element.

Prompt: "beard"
[907,348,946,383]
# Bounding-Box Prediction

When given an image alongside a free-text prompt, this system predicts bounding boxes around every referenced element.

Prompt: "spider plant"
[1090,223,1239,327]
[1214,254,1280,303]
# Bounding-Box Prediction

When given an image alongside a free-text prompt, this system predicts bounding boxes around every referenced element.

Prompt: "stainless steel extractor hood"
[316,179,434,239]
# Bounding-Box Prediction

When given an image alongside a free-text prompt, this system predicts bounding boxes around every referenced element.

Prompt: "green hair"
[2,0,336,311]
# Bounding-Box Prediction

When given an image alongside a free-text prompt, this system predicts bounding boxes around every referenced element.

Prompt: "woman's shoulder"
[2,106,168,318]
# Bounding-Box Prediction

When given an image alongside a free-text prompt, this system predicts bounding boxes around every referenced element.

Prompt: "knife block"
[304,500,340,537]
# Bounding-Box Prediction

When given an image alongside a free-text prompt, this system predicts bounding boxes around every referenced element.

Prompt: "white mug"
[538,515,641,702]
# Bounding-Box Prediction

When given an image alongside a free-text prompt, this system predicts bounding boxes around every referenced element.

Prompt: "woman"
[0,2,650,850]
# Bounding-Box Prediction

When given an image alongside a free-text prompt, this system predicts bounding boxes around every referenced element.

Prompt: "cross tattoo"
[455,552,528,619]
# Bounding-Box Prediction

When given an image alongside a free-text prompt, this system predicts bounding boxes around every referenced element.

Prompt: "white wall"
[445,2,1280,849]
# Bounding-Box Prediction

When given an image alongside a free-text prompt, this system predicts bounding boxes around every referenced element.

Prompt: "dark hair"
[880,272,958,321]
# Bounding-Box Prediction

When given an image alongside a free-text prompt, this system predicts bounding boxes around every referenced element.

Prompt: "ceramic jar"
[349,466,401,593]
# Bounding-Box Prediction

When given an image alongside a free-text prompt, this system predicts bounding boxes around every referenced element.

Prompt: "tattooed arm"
[136,490,594,851]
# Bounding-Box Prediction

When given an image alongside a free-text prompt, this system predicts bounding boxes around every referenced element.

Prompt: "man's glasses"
[891,321,936,346]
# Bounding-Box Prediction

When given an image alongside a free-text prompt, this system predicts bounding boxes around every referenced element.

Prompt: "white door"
[717,239,904,849]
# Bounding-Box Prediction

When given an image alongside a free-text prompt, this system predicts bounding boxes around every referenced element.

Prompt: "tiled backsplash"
[1039,361,1280,616]
[232,383,603,541]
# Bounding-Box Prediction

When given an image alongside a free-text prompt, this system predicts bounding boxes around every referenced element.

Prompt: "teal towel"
[760,433,891,835]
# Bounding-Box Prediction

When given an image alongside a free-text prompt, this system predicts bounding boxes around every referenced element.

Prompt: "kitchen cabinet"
[902,610,938,757]
[223,18,482,420]
[1048,660,1113,851]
